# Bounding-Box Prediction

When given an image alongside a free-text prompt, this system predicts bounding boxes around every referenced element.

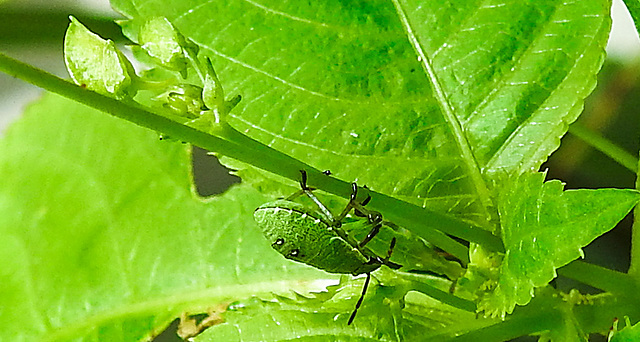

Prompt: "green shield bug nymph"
[254,170,401,324]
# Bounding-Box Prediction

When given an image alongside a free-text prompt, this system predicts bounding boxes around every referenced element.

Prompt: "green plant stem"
[440,288,640,341]
[0,54,308,187]
[568,124,638,172]
[0,52,504,258]
[440,310,558,342]
[411,282,476,312]
[557,260,638,295]
[218,119,505,259]
[398,272,476,312]
[437,289,563,342]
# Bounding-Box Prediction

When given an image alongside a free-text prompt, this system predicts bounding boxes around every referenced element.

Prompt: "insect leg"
[299,169,310,190]
[353,186,371,217]
[296,170,341,226]
[285,189,305,201]
[386,237,397,259]
[347,272,371,325]
[335,182,360,221]
[282,170,311,200]
[331,183,385,248]
[285,170,310,200]
[344,188,383,247]
[357,212,384,248]
[381,237,402,269]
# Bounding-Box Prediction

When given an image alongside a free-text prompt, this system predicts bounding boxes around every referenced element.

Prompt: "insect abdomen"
[254,200,376,275]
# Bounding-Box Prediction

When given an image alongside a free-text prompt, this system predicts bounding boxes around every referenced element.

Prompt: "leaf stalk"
[0,52,504,259]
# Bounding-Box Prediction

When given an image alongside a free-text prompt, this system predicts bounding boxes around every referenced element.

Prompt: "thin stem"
[0,52,504,258]
[439,311,558,342]
[0,52,307,182]
[557,260,638,295]
[221,123,498,261]
[398,272,476,312]
[439,289,640,341]
[410,280,476,312]
[568,124,638,172]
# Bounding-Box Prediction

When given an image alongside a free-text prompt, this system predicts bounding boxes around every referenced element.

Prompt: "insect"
[254,170,401,324]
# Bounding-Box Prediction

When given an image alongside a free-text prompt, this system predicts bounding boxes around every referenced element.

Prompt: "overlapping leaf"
[194,276,486,341]
[478,172,640,317]
[0,94,332,341]
[111,0,611,228]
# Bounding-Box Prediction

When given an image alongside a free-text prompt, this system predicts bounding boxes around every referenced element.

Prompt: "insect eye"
[289,249,300,257]
[274,238,284,246]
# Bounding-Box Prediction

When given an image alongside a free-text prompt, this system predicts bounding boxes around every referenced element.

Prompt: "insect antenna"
[348,272,371,325]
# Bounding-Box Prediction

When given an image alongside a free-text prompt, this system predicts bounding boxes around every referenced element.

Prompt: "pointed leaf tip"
[479,172,640,317]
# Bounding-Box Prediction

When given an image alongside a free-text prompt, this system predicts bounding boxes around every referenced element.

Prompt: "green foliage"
[196,277,407,341]
[476,172,640,317]
[110,0,612,228]
[0,94,330,341]
[1,0,640,341]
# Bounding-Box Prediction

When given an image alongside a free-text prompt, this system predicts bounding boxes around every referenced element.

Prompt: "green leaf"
[478,172,640,318]
[396,0,611,177]
[202,58,226,113]
[109,0,611,232]
[193,275,487,341]
[0,93,332,341]
[195,277,405,341]
[64,16,136,98]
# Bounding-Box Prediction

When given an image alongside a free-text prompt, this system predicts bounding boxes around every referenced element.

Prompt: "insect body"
[255,199,382,276]
[254,170,400,324]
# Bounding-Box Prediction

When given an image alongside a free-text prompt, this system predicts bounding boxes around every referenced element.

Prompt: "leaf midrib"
[389,0,494,224]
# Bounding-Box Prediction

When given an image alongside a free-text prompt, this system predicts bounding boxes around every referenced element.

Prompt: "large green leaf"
[478,172,640,317]
[0,93,331,341]
[111,0,611,229]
